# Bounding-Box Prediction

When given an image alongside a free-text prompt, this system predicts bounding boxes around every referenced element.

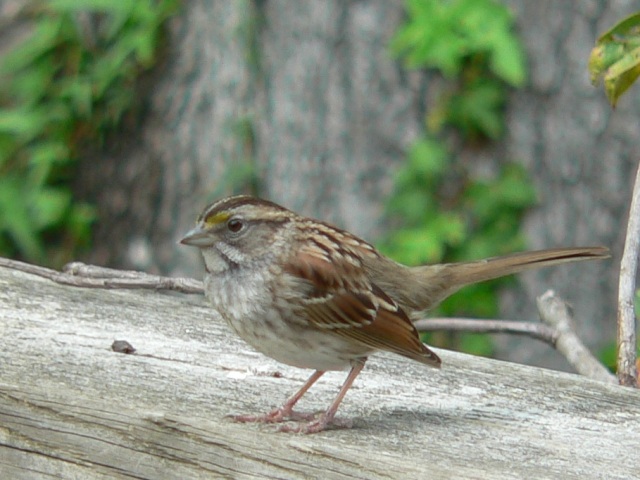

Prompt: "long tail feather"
[409,246,610,311]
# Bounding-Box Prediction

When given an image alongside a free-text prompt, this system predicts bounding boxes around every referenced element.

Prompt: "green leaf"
[384,212,465,266]
[598,335,640,372]
[0,18,63,73]
[32,187,72,230]
[4,57,56,106]
[604,49,640,108]
[27,141,71,186]
[384,188,434,223]
[67,202,96,242]
[589,12,640,107]
[0,108,49,138]
[407,138,448,178]
[493,164,537,206]
[391,0,526,84]
[589,41,627,85]
[57,78,94,117]
[488,30,527,86]
[441,283,502,318]
[596,12,640,43]
[446,80,506,139]
[38,139,70,163]
[458,333,496,357]
[384,227,446,265]
[48,0,137,14]
[0,178,44,260]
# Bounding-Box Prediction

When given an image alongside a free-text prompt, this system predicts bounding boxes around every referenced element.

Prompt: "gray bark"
[496,1,638,367]
[75,0,425,275]
[70,0,639,369]
[2,266,640,479]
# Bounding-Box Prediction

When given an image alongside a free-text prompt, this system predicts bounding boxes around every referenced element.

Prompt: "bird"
[180,195,609,433]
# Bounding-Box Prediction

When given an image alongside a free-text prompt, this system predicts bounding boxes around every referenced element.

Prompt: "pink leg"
[279,360,366,434]
[232,370,325,424]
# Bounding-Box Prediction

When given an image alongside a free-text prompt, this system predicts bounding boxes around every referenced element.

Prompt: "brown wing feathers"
[286,248,441,367]
[346,285,441,367]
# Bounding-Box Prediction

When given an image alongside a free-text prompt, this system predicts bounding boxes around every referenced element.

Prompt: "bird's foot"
[277,414,353,434]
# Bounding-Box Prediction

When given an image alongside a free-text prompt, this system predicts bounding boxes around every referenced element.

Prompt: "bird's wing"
[284,243,441,367]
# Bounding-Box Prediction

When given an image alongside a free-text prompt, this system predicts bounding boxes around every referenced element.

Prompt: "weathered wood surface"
[1,266,639,480]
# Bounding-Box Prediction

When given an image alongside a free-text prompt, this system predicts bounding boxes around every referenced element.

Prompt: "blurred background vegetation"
[0,0,637,370]
[382,0,532,356]
[0,0,178,265]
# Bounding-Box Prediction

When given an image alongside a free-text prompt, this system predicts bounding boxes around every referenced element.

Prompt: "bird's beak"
[179,225,215,247]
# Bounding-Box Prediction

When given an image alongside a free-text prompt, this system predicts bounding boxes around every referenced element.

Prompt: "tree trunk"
[73,0,638,369]
[75,0,426,276]
[495,0,637,367]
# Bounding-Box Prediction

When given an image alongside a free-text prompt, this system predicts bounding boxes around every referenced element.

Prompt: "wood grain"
[1,267,639,479]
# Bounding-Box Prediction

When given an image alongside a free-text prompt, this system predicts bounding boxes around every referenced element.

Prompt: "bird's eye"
[227,218,244,233]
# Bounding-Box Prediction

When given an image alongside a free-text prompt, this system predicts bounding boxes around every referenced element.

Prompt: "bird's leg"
[232,370,325,424]
[279,359,366,434]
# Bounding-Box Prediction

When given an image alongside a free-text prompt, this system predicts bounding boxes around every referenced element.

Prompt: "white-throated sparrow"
[180,195,609,433]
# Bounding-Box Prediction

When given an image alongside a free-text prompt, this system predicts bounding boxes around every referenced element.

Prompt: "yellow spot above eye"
[204,212,231,227]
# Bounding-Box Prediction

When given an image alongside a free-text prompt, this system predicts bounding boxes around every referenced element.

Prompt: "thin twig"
[537,290,616,384]
[414,318,559,346]
[0,258,204,294]
[617,163,640,387]
[416,292,617,385]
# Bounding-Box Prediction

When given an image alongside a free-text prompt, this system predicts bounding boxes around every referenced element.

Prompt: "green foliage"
[597,283,640,372]
[0,0,179,265]
[589,12,640,107]
[391,0,526,140]
[380,140,536,318]
[386,0,532,354]
[390,0,525,84]
[599,341,640,373]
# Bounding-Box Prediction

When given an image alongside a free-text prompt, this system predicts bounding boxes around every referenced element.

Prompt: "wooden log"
[1,266,639,479]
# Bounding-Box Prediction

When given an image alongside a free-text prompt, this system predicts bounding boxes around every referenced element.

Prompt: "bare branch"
[0,258,204,294]
[617,163,640,387]
[414,318,558,346]
[537,290,616,384]
[415,294,617,385]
